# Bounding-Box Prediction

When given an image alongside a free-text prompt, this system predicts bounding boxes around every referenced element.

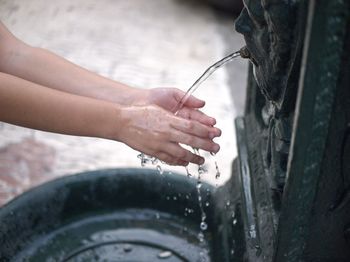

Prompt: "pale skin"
[0,22,221,166]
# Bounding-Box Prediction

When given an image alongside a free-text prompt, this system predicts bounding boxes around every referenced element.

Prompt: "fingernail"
[213,144,220,153]
[209,130,221,139]
[199,158,205,165]
[216,129,222,137]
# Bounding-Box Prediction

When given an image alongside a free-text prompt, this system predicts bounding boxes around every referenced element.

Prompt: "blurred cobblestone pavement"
[0,0,247,205]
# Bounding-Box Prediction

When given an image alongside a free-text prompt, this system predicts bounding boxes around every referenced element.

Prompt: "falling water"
[185,166,192,177]
[137,47,247,249]
[138,48,246,169]
[172,50,242,114]
[171,49,244,245]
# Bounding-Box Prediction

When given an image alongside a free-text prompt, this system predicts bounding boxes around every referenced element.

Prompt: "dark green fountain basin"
[0,168,216,261]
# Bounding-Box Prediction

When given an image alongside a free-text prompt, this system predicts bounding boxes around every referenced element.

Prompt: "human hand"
[116,105,221,166]
[133,87,217,127]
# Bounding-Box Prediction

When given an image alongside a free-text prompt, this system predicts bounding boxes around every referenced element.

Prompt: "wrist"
[100,82,145,106]
[97,102,123,141]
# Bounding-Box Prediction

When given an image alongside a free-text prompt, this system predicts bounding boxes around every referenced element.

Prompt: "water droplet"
[158,250,172,259]
[200,221,208,231]
[205,202,209,207]
[233,218,237,225]
[156,213,160,219]
[199,251,208,262]
[198,232,205,242]
[214,161,221,179]
[196,182,202,189]
[123,244,133,252]
[173,196,177,200]
[137,153,146,167]
[226,200,231,206]
[249,225,257,238]
[157,165,163,175]
[137,153,143,159]
[185,166,192,177]
[152,157,159,165]
[198,165,207,174]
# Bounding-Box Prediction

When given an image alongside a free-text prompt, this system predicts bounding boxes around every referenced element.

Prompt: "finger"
[169,130,220,153]
[155,151,180,165]
[174,90,205,109]
[171,117,221,139]
[156,149,194,166]
[165,143,205,165]
[209,126,221,139]
[176,107,216,126]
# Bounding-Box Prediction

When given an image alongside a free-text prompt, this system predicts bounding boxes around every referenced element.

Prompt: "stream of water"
[172,50,242,114]
[173,50,242,246]
[138,48,245,251]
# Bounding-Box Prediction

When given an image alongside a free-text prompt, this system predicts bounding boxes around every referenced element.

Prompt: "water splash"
[210,152,221,182]
[135,48,247,248]
[195,154,208,243]
[170,49,244,243]
[156,165,163,175]
[137,153,164,175]
[185,166,192,177]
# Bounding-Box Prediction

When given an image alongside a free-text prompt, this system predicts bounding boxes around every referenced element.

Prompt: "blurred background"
[0,0,247,205]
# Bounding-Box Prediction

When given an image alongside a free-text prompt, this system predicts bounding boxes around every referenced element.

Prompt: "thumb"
[176,91,205,109]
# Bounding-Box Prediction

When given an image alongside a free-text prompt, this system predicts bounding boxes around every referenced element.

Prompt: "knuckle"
[185,136,195,145]
[186,121,194,131]
[158,153,171,163]
[207,142,216,151]
[178,150,187,159]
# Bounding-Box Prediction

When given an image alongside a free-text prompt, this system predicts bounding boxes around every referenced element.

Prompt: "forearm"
[0,22,140,105]
[3,45,140,104]
[0,72,120,140]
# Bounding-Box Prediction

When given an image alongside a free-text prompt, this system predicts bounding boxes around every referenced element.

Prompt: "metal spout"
[239,46,257,66]
[239,46,251,59]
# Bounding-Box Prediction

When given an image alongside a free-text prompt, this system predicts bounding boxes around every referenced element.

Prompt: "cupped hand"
[117,105,221,166]
[133,87,217,127]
